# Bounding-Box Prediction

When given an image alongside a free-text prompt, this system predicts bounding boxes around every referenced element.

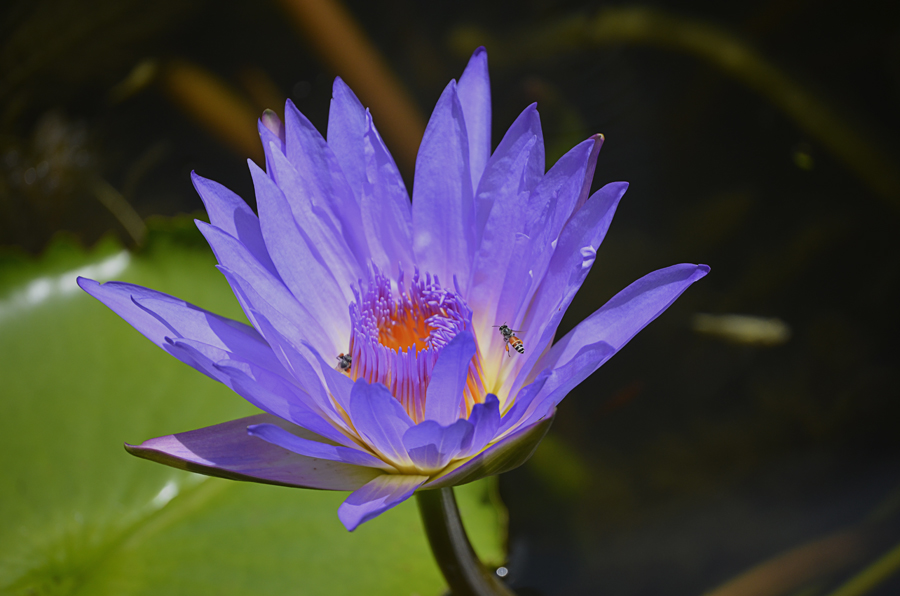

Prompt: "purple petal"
[457,47,491,190]
[215,265,336,360]
[132,294,285,375]
[327,77,367,202]
[195,221,336,355]
[171,339,332,434]
[266,148,363,295]
[571,133,604,216]
[77,277,280,373]
[412,81,474,292]
[424,412,555,490]
[483,138,598,370]
[213,357,355,445]
[161,337,293,419]
[469,104,543,329]
[402,418,474,471]
[248,423,391,470]
[514,138,600,303]
[459,394,501,458]
[362,111,414,278]
[472,103,543,246]
[510,342,616,434]
[160,334,330,432]
[522,138,597,245]
[192,172,279,278]
[338,474,428,531]
[507,181,628,395]
[424,330,476,425]
[305,344,355,414]
[498,371,551,435]
[539,263,710,373]
[126,414,380,491]
[250,314,339,419]
[349,381,414,467]
[258,117,286,183]
[250,160,350,346]
[283,99,370,266]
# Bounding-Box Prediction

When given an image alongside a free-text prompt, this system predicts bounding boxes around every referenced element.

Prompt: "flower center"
[348,267,486,423]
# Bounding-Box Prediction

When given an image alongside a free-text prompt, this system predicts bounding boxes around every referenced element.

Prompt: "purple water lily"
[79,48,707,531]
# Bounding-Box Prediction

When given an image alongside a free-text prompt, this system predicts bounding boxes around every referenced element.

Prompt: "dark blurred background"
[2,1,900,595]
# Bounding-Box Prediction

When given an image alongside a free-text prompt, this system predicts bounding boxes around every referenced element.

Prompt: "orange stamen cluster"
[348,268,487,423]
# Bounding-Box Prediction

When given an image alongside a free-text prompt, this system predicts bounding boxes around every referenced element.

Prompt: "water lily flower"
[79,48,707,532]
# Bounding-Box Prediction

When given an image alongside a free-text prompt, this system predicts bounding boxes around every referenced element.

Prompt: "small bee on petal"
[493,324,524,357]
[336,352,352,372]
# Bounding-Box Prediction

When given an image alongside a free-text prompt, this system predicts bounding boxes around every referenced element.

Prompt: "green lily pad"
[0,226,505,596]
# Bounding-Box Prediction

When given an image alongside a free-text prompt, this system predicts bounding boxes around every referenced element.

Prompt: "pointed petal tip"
[75,276,96,292]
[332,76,351,95]
[261,109,283,136]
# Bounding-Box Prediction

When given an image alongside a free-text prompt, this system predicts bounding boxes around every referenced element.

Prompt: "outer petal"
[539,263,710,373]
[248,423,392,470]
[213,357,355,445]
[134,295,285,375]
[522,138,597,246]
[327,77,367,202]
[515,138,599,302]
[570,133,604,216]
[424,330,476,425]
[469,104,543,324]
[338,474,429,531]
[424,411,555,489]
[249,315,342,422]
[251,160,350,348]
[126,414,380,491]
[412,81,474,291]
[507,181,628,394]
[192,172,279,278]
[349,381,415,467]
[402,418,474,472]
[472,103,543,248]
[283,99,370,266]
[362,111,414,278]
[258,114,286,182]
[163,334,332,433]
[224,269,337,362]
[482,139,598,374]
[76,277,280,375]
[196,221,335,355]
[457,47,491,190]
[267,148,363,298]
[509,342,616,434]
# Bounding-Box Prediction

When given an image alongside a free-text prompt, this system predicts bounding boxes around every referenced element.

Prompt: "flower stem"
[416,487,516,596]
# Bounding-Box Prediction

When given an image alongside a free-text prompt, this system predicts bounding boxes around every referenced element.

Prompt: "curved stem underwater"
[416,487,516,596]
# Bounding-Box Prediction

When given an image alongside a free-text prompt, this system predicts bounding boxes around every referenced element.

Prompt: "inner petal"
[348,267,486,423]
